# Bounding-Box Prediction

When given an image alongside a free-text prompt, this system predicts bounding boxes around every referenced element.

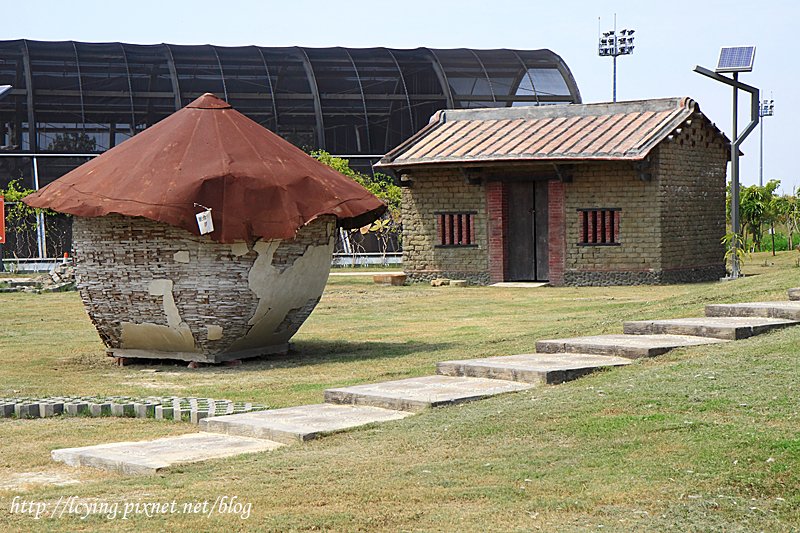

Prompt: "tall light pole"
[694,46,759,280]
[598,18,635,102]
[759,98,774,187]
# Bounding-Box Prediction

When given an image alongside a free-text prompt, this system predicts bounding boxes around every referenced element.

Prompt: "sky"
[7,0,798,191]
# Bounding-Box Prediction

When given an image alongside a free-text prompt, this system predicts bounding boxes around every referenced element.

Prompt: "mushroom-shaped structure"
[25,93,385,363]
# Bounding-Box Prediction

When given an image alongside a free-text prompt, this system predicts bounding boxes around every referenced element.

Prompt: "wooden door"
[507,181,549,281]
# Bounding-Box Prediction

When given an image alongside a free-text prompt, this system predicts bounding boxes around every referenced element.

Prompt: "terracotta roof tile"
[376,97,730,168]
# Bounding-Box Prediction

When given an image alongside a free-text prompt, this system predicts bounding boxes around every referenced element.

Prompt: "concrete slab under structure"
[490,282,548,288]
[624,316,797,340]
[325,375,534,412]
[201,403,412,444]
[535,334,727,359]
[52,433,284,475]
[705,301,800,321]
[437,353,632,383]
[329,271,403,277]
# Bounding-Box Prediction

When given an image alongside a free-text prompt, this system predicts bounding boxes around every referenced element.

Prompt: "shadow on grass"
[112,340,453,372]
[237,339,454,372]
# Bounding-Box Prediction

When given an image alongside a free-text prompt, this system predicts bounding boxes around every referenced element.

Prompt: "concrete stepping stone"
[535,334,726,359]
[324,375,534,412]
[52,432,284,475]
[201,403,412,444]
[788,288,800,301]
[624,316,797,340]
[706,301,800,321]
[436,353,632,384]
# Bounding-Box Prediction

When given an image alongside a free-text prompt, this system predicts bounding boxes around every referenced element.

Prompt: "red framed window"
[436,211,476,247]
[578,208,620,245]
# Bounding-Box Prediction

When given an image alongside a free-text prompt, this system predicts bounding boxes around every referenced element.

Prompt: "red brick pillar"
[548,180,566,286]
[486,180,507,283]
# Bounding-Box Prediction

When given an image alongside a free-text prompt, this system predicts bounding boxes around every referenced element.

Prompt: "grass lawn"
[0,251,798,531]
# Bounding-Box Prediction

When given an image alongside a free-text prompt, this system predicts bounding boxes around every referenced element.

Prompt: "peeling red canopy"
[24,93,385,243]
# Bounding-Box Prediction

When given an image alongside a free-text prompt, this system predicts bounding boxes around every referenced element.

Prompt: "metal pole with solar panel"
[694,46,760,280]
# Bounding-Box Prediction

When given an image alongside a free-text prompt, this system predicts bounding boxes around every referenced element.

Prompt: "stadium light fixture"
[597,18,635,102]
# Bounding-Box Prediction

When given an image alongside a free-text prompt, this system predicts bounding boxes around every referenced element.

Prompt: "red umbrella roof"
[25,93,385,243]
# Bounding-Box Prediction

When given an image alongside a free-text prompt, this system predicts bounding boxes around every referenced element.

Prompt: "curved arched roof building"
[0,40,580,173]
[0,40,580,258]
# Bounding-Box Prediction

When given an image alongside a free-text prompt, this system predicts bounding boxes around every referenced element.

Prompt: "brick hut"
[376,98,730,286]
[25,93,384,363]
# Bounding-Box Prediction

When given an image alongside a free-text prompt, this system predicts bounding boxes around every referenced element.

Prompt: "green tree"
[311,150,400,215]
[46,132,97,153]
[1,179,64,261]
[2,179,41,231]
[739,179,780,252]
[782,190,800,251]
[311,151,402,265]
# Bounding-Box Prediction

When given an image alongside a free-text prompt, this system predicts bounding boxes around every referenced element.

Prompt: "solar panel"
[716,46,756,73]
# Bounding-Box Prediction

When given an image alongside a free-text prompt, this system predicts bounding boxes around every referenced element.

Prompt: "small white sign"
[196,209,214,235]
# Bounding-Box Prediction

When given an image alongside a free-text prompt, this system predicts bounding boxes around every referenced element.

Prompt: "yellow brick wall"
[564,161,662,276]
[656,121,728,272]
[401,170,489,283]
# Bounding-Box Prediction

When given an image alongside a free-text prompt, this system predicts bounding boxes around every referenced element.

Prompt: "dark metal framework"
[0,40,580,258]
[0,40,580,175]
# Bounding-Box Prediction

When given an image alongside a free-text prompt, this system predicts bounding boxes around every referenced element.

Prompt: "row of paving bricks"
[52,290,800,475]
[1,396,267,423]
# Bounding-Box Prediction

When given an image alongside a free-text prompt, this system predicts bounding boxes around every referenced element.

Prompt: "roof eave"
[380,153,652,172]
[376,110,445,167]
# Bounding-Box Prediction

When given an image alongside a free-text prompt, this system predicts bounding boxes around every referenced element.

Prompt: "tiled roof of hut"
[25,93,385,243]
[376,97,730,169]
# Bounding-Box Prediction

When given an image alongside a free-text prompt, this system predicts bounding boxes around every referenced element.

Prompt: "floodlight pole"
[694,65,760,279]
[759,108,763,187]
[759,99,774,187]
[613,55,617,102]
[598,17,634,103]
[613,13,617,102]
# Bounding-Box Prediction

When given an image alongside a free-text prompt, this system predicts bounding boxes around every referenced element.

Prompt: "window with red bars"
[436,212,476,247]
[578,208,621,245]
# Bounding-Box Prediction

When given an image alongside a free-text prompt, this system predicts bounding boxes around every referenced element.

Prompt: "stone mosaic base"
[0,396,268,424]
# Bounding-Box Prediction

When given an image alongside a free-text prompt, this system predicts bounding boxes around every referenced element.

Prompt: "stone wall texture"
[401,170,489,284]
[657,122,728,275]
[400,120,727,286]
[561,119,727,285]
[73,214,334,362]
[564,161,660,275]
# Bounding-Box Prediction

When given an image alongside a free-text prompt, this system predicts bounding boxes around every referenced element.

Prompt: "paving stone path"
[1,396,267,423]
[49,288,800,475]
